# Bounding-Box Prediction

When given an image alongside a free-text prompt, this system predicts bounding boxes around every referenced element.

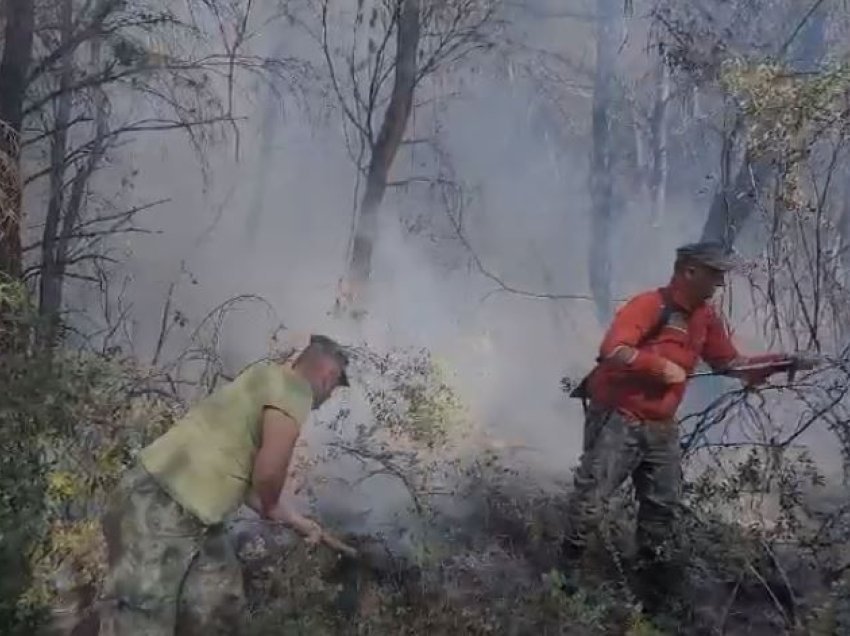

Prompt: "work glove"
[659,359,687,384]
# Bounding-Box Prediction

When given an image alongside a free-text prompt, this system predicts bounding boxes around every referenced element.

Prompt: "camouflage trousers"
[565,407,681,561]
[97,465,245,636]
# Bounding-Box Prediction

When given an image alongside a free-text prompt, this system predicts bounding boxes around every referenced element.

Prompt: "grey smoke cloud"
[75,2,845,527]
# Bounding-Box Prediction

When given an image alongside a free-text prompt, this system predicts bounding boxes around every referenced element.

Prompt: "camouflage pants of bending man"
[564,407,682,586]
[97,465,245,636]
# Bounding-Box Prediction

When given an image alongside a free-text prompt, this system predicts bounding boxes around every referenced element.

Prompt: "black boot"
[633,553,690,622]
[559,536,585,566]
[557,537,586,594]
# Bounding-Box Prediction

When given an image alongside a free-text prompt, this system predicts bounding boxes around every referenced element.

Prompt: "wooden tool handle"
[320,530,358,558]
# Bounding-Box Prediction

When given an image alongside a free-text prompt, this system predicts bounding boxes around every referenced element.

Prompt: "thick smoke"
[83,0,845,531]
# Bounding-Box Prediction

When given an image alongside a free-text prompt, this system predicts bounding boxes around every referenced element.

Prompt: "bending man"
[98,334,350,635]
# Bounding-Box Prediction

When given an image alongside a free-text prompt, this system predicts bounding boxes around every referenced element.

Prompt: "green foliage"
[0,275,179,631]
[356,347,469,447]
[0,277,51,630]
[241,539,636,636]
[721,60,850,154]
[311,346,472,519]
[1,295,847,636]
[719,59,850,211]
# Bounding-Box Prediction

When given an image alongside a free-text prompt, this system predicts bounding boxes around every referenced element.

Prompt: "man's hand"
[289,513,323,546]
[252,408,300,519]
[659,359,687,384]
[271,503,324,545]
[258,499,358,558]
[606,346,686,384]
[738,367,773,387]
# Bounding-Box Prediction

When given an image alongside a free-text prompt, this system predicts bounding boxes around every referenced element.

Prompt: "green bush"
[1,292,847,635]
[0,275,179,632]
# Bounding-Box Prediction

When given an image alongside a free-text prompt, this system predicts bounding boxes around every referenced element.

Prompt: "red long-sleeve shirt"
[587,281,757,422]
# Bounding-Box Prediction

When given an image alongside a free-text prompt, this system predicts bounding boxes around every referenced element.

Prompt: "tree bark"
[649,50,670,227]
[0,0,35,278]
[38,0,75,341]
[44,65,109,348]
[56,88,109,310]
[788,1,826,73]
[588,0,620,324]
[699,151,773,249]
[344,0,421,312]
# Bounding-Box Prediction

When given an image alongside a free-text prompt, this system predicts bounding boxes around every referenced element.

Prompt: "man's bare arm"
[245,411,355,554]
[246,408,326,542]
[251,407,300,520]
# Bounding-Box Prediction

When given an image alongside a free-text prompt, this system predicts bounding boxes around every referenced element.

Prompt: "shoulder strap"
[636,288,677,348]
[592,289,677,365]
[576,289,684,402]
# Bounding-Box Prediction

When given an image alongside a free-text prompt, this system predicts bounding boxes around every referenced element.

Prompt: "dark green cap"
[675,241,737,271]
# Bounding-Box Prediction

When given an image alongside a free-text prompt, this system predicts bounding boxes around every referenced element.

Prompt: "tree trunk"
[588,0,620,324]
[38,0,75,342]
[534,241,570,338]
[788,2,826,73]
[0,0,35,278]
[343,0,420,313]
[245,38,291,246]
[55,75,109,349]
[699,150,773,249]
[836,164,850,335]
[649,49,670,227]
[57,82,109,299]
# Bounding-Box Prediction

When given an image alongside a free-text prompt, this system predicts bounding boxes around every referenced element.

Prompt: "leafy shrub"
[2,301,848,636]
[0,274,181,632]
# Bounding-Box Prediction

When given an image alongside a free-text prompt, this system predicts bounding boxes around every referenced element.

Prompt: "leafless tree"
[306,0,495,316]
[1,0,307,345]
[587,0,622,323]
[0,0,35,278]
[648,44,670,227]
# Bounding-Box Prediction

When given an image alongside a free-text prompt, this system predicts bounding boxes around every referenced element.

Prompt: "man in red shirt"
[562,241,810,611]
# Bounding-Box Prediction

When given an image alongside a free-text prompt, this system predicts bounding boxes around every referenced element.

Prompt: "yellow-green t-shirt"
[139,361,313,525]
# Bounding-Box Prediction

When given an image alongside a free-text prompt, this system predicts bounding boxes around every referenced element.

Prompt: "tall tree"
[588,0,621,323]
[38,0,76,341]
[318,0,495,316]
[0,0,298,344]
[700,149,772,248]
[346,0,421,310]
[0,0,35,278]
[649,46,670,227]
